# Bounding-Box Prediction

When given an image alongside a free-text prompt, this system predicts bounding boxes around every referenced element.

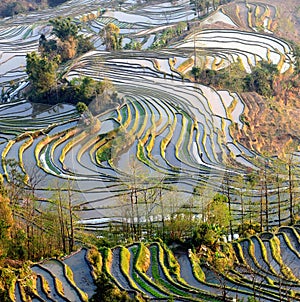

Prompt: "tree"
[205,1,210,14]
[258,163,269,232]
[0,194,13,258]
[191,66,201,81]
[58,37,77,61]
[66,180,75,253]
[40,17,94,61]
[234,174,246,228]
[76,101,88,114]
[69,76,116,113]
[3,159,25,220]
[244,170,259,225]
[283,152,300,225]
[49,17,80,61]
[100,23,122,51]
[25,51,60,101]
[77,34,95,55]
[222,171,234,238]
[38,34,58,60]
[268,158,285,227]
[51,181,78,254]
[124,40,142,50]
[190,0,204,17]
[244,61,279,97]
[206,193,230,228]
[192,222,224,249]
[49,17,79,42]
[70,77,101,103]
[175,22,186,35]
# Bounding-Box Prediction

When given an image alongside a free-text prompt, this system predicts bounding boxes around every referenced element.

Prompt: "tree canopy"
[49,17,79,41]
[100,23,122,51]
[26,17,98,103]
[25,51,60,100]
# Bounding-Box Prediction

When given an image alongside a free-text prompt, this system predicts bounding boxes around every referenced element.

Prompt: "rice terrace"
[0,0,300,301]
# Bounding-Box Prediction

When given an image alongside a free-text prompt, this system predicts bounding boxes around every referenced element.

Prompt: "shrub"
[87,248,102,275]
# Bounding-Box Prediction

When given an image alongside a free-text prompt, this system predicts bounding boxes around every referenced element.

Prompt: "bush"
[76,102,88,113]
[238,221,261,237]
[91,272,137,302]
[77,35,95,55]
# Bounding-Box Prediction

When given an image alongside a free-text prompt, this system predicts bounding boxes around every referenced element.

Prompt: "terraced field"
[10,227,300,301]
[14,248,96,302]
[0,0,299,232]
[2,1,300,301]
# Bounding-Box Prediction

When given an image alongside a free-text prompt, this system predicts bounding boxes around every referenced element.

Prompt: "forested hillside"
[0,0,68,17]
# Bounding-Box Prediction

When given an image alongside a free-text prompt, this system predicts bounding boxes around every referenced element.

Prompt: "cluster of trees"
[98,160,231,248]
[26,17,94,103]
[0,0,68,17]
[39,17,95,61]
[99,21,187,51]
[0,156,110,299]
[0,160,78,263]
[150,22,187,49]
[100,147,300,250]
[0,161,78,301]
[26,17,119,113]
[192,59,279,98]
[0,154,298,301]
[100,21,187,51]
[100,23,123,51]
[191,39,300,100]
[124,40,142,51]
[190,0,233,18]
[225,151,300,236]
[0,154,298,298]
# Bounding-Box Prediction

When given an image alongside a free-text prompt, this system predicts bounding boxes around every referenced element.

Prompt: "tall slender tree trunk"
[288,162,294,224]
[58,191,66,254]
[225,175,233,238]
[159,186,165,241]
[241,190,244,228]
[67,183,74,254]
[264,163,269,231]
[277,173,281,227]
[134,187,140,240]
[130,188,136,239]
[260,179,263,232]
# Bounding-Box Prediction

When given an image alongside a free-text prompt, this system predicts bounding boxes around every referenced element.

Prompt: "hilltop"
[0,0,68,17]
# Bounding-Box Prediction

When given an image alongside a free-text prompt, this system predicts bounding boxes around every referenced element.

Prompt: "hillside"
[0,0,300,301]
[0,0,68,17]
[5,226,300,301]
[218,0,300,155]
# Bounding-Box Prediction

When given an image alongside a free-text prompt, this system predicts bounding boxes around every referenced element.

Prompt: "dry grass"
[232,86,300,156]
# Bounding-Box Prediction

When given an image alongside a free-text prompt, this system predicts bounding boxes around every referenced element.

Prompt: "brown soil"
[259,0,300,43]
[232,90,300,156]
[212,0,300,156]
[218,0,300,43]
